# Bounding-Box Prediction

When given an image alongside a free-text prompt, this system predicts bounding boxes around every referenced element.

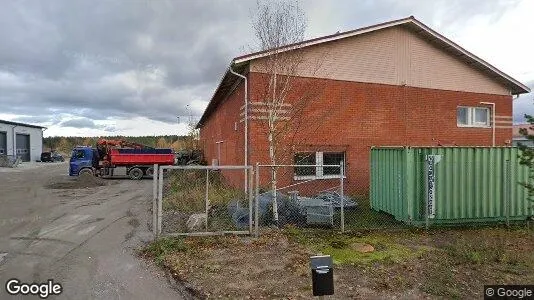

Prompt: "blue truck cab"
[69,146,99,176]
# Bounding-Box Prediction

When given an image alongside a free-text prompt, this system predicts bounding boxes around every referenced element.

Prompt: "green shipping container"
[370,147,534,226]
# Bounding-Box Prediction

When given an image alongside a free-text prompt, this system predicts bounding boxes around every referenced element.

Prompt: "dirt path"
[0,163,186,299]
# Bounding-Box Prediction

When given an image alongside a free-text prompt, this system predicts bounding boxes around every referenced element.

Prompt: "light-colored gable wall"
[0,123,43,161]
[250,26,510,96]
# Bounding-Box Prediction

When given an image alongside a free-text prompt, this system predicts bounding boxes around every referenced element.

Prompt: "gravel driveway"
[0,163,187,299]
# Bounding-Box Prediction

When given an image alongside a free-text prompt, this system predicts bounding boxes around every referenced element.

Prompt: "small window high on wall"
[457,106,490,127]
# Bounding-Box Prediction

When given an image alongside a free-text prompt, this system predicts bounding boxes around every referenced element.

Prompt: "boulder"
[186,213,207,232]
[350,242,375,253]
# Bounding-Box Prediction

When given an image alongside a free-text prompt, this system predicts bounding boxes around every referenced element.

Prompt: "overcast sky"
[0,0,532,137]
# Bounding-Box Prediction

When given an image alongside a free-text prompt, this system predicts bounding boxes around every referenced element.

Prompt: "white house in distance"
[0,119,45,162]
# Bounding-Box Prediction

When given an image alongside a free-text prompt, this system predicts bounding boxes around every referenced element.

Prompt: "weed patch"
[283,227,425,265]
[142,237,187,265]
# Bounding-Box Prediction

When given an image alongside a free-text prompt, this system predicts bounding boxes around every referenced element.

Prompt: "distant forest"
[43,135,189,154]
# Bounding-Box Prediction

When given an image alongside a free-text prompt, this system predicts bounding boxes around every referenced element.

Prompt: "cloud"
[60,118,99,129]
[0,0,255,129]
[0,0,530,136]
[513,80,534,123]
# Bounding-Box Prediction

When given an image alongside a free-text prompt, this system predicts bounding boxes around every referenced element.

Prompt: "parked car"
[51,152,65,162]
[41,151,64,162]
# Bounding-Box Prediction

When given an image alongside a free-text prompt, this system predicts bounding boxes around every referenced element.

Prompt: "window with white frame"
[294,151,345,179]
[457,106,490,127]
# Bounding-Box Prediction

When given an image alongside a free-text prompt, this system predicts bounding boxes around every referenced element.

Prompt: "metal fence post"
[205,169,209,231]
[424,158,429,230]
[157,166,164,236]
[255,163,260,238]
[340,162,345,233]
[505,159,510,227]
[152,164,158,238]
[248,166,254,236]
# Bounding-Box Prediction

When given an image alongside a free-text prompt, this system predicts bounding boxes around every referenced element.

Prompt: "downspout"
[11,125,17,156]
[229,65,248,193]
[42,127,47,159]
[480,102,496,146]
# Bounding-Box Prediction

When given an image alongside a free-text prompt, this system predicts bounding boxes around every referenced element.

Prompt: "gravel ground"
[0,162,188,299]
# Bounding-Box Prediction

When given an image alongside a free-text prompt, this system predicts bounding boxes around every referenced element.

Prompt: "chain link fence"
[254,164,349,233]
[254,163,410,234]
[154,165,253,236]
[0,155,21,168]
[153,148,534,238]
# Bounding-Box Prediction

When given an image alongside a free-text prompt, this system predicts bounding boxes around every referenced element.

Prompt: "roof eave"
[196,62,249,129]
[234,16,414,64]
[0,119,47,129]
[407,18,531,95]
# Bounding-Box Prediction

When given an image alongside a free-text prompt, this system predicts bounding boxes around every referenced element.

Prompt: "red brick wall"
[200,71,512,195]
[199,79,246,189]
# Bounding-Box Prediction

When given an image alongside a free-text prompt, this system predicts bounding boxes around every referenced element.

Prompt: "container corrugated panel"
[370,147,533,226]
[370,148,406,220]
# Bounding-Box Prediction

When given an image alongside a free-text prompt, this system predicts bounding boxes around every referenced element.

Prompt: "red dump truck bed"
[109,148,175,166]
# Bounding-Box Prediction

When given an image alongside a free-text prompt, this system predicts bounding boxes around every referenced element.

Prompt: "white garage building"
[0,120,45,162]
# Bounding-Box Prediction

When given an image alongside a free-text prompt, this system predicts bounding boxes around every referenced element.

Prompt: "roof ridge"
[233,16,414,62]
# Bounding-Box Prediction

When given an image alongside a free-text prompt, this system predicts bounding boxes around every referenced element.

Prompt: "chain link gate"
[153,165,253,237]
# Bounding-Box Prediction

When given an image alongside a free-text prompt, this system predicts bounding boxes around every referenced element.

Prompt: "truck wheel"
[145,167,154,177]
[79,169,93,177]
[129,167,143,180]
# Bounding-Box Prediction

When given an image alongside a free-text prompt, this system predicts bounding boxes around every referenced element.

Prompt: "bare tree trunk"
[269,70,279,225]
[269,130,278,225]
[252,0,321,227]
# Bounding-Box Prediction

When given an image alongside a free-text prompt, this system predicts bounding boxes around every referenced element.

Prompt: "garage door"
[16,134,30,162]
[0,132,6,155]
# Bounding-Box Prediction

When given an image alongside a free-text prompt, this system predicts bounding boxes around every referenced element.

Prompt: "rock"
[186,213,207,232]
[350,242,374,253]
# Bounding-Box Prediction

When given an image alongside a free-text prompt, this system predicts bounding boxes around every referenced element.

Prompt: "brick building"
[197,16,530,194]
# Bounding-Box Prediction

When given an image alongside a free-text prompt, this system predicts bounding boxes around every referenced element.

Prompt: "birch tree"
[252,0,327,225]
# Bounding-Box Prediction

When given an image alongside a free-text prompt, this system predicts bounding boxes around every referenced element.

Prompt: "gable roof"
[197,16,530,128]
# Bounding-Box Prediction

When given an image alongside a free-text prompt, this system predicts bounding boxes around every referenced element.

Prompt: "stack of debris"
[227,190,357,229]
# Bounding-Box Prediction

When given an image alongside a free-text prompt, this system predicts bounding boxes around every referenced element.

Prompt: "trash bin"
[310,255,334,296]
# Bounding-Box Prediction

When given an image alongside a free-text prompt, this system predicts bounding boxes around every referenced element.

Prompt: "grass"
[142,226,534,299]
[332,195,408,231]
[442,228,533,268]
[141,237,187,266]
[162,169,246,213]
[283,226,425,265]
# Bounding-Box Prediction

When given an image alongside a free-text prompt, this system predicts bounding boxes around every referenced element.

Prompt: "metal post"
[205,169,209,231]
[340,162,345,233]
[505,160,510,227]
[157,166,164,236]
[424,158,429,230]
[152,164,158,237]
[248,166,254,236]
[255,163,260,238]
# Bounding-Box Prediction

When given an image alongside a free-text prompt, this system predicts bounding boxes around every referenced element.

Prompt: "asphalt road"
[0,163,185,299]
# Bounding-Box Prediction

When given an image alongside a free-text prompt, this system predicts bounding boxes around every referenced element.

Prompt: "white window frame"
[457,106,490,128]
[294,151,346,180]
